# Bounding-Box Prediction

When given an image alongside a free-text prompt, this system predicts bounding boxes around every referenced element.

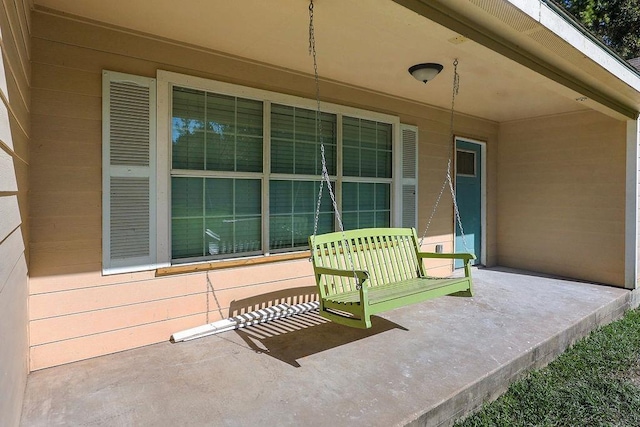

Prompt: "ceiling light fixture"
[408,63,444,83]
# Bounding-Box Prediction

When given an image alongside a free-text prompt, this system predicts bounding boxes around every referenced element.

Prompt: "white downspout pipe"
[170,301,320,342]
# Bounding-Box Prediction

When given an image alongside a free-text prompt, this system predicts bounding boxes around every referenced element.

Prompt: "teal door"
[455,140,482,268]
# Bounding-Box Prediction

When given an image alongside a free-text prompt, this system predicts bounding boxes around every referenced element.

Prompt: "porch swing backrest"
[313,228,423,295]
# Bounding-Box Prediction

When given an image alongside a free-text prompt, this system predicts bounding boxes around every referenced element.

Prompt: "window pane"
[172,177,261,260]
[322,142,337,178]
[270,104,336,175]
[271,104,294,140]
[295,141,318,176]
[360,120,377,150]
[358,183,375,210]
[236,136,262,172]
[342,212,358,231]
[342,182,358,211]
[270,216,291,250]
[270,180,333,250]
[377,124,392,150]
[342,117,392,178]
[172,87,205,170]
[377,150,392,178]
[343,147,359,177]
[206,93,236,134]
[376,211,390,227]
[237,98,263,137]
[172,218,204,259]
[294,108,317,143]
[235,180,261,215]
[343,117,360,148]
[271,139,294,174]
[172,177,203,218]
[204,178,233,216]
[292,214,314,247]
[270,180,293,214]
[359,212,375,229]
[206,131,235,171]
[173,87,263,173]
[342,182,390,230]
[376,183,390,210]
[360,149,377,178]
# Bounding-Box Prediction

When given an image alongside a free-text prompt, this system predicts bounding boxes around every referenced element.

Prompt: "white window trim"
[156,70,401,265]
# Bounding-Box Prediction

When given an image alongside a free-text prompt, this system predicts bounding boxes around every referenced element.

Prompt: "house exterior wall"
[29,10,498,369]
[498,110,627,286]
[0,0,31,426]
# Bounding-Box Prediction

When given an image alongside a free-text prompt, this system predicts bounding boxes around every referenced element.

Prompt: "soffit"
[34,0,632,122]
[431,0,640,117]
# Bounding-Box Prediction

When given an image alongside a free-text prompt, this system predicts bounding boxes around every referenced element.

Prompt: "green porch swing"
[306,0,475,329]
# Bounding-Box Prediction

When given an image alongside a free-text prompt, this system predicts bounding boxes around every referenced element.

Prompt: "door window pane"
[456,150,476,176]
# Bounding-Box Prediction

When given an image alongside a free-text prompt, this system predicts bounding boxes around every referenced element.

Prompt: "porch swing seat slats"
[325,277,467,305]
[309,227,474,329]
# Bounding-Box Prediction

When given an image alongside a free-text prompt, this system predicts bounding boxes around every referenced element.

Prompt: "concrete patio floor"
[20,267,638,427]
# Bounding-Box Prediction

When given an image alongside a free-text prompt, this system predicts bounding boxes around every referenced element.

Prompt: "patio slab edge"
[403,286,639,427]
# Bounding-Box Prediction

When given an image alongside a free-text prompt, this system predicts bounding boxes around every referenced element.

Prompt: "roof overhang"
[33,0,640,122]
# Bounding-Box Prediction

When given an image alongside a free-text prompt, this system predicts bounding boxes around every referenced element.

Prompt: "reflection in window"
[172,177,261,260]
[271,104,336,175]
[172,87,263,172]
[269,180,334,250]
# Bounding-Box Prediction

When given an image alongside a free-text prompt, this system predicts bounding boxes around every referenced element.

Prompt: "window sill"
[155,251,311,276]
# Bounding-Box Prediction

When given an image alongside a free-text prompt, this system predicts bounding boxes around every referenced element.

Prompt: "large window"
[171,87,264,261]
[163,73,399,263]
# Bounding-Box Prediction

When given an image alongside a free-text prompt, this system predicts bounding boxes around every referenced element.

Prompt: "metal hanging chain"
[420,59,471,254]
[308,0,360,288]
[309,0,343,239]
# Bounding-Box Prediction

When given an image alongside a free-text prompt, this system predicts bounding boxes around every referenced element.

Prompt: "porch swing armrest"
[313,266,369,281]
[314,266,370,300]
[417,252,476,261]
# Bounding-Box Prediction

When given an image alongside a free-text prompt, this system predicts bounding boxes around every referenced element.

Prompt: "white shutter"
[102,71,157,274]
[400,124,418,228]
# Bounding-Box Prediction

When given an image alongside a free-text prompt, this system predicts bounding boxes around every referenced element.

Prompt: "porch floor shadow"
[20,267,635,427]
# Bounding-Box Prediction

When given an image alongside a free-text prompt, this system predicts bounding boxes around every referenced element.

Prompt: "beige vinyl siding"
[498,111,626,286]
[29,9,498,370]
[0,0,31,426]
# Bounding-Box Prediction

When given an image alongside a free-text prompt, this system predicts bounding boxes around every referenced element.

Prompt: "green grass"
[455,308,640,427]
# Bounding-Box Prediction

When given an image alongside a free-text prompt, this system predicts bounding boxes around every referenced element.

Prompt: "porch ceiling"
[34,0,640,122]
